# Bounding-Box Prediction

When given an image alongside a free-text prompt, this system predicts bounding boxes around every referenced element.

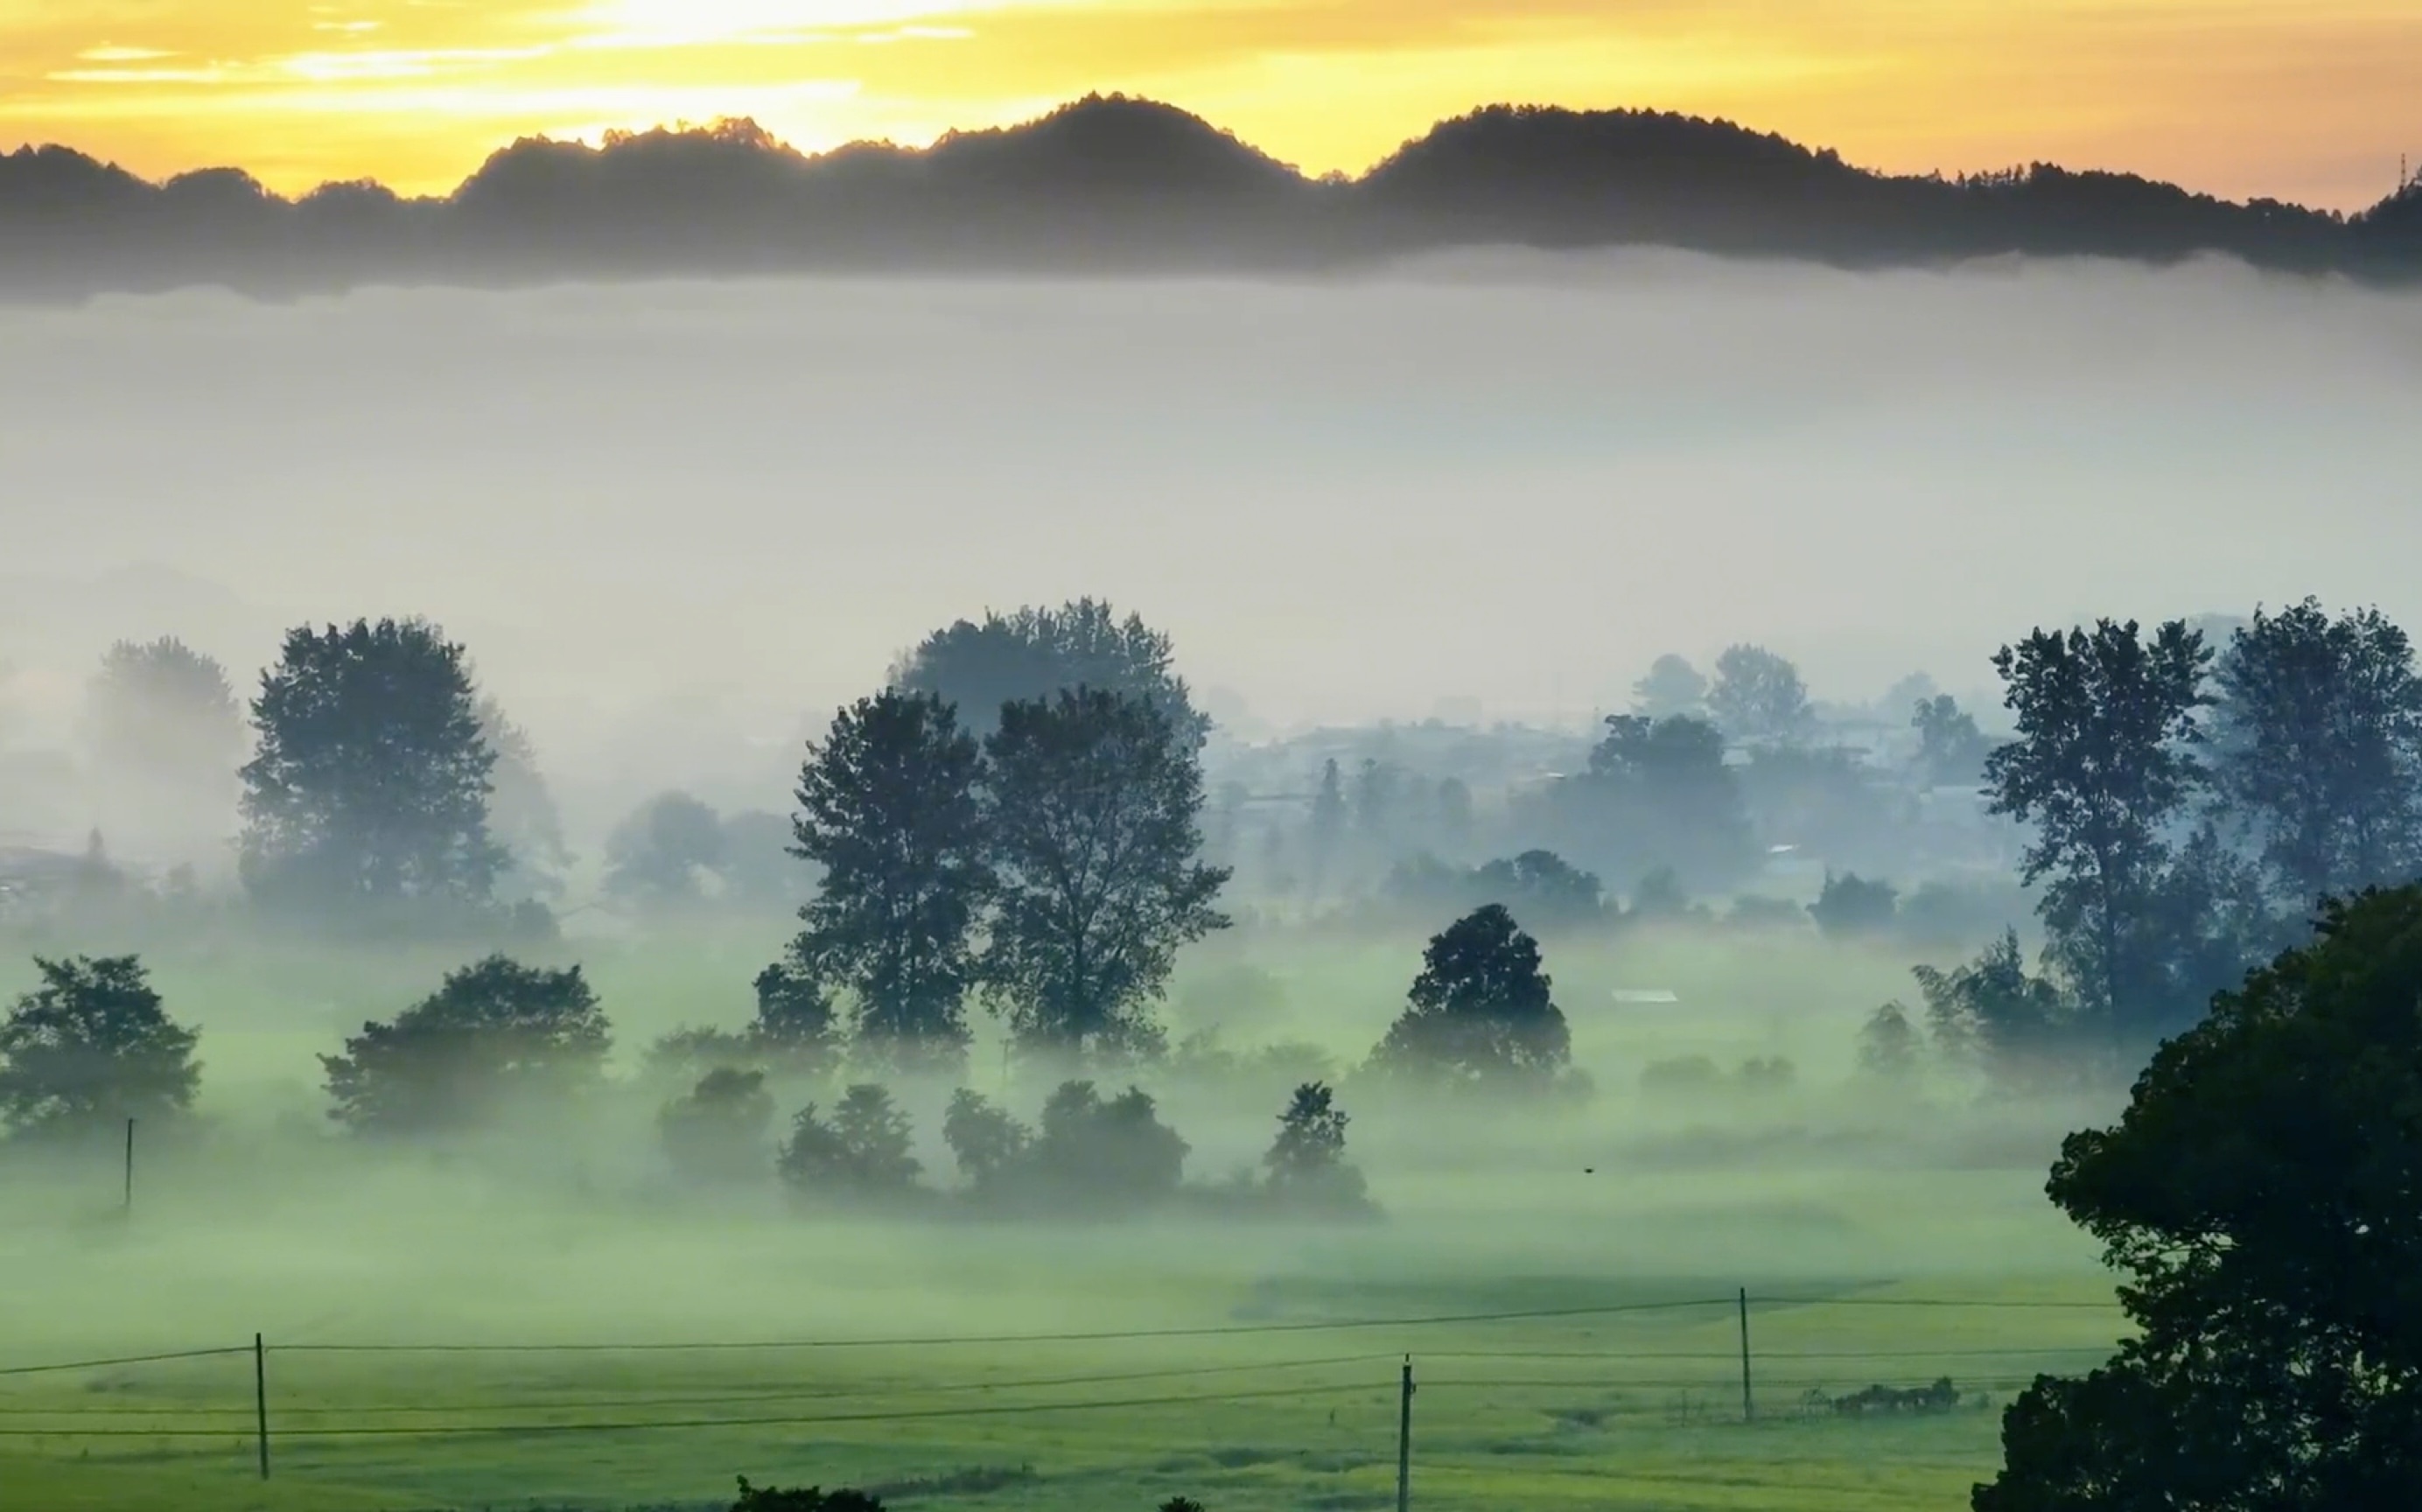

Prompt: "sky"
[0,1,2414,210]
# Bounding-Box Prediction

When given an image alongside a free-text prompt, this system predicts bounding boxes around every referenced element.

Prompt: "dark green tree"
[2209,598,2422,913]
[748,962,840,1073]
[239,619,503,924]
[0,956,200,1141]
[1263,1081,1370,1214]
[1632,653,1708,718]
[658,1068,774,1183]
[321,956,611,1135]
[1972,886,2422,1511]
[777,1083,922,1202]
[604,790,726,911]
[1707,644,1813,746]
[1985,620,2210,1040]
[941,1087,1032,1194]
[1914,930,2078,1085]
[892,597,1207,746]
[789,690,989,1071]
[732,1480,884,1512]
[1369,905,1571,1088]
[982,689,1230,1060]
[1026,1079,1190,1209]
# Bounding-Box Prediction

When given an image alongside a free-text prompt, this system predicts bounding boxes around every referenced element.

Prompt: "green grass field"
[0,920,2122,1511]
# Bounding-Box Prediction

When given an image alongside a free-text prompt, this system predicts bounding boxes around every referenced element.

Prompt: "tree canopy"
[788,690,989,1070]
[0,955,199,1141]
[1369,904,1572,1088]
[83,635,244,782]
[240,619,503,927]
[1974,886,2422,1510]
[321,956,610,1135]
[982,688,1230,1061]
[891,598,1207,746]
[1632,654,1708,718]
[605,790,729,911]
[1706,644,1812,746]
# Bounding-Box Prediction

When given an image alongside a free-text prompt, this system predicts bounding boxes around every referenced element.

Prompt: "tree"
[0,956,199,1141]
[1468,850,1606,929]
[1914,930,2078,1086]
[1632,654,1708,718]
[1914,694,1996,788]
[1369,905,1571,1088]
[604,791,727,911]
[1856,1002,1922,1083]
[1972,886,2422,1511]
[1263,1081,1370,1214]
[789,690,989,1071]
[748,962,840,1073]
[1986,620,2210,1041]
[982,689,1230,1061]
[2209,598,2422,914]
[321,956,611,1135]
[81,637,244,835]
[1533,714,1756,892]
[942,1088,1032,1193]
[477,696,571,903]
[732,1480,884,1512]
[658,1068,774,1183]
[1026,1080,1190,1209]
[1706,644,1813,746]
[1809,872,1899,939]
[776,1083,922,1201]
[240,619,503,925]
[892,598,1207,746]
[717,808,798,912]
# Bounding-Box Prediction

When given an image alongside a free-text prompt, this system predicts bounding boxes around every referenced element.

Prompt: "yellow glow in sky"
[0,2,2414,210]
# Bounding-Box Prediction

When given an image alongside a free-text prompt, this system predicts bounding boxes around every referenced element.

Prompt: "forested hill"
[4,94,2418,299]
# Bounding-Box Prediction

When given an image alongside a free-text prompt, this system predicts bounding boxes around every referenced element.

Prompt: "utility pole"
[1738,1288,1754,1424]
[254,1334,270,1480]
[122,1117,134,1214]
[1396,1355,1415,1512]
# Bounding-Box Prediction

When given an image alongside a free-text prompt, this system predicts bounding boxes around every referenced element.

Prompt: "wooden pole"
[1738,1288,1754,1424]
[255,1334,270,1480]
[1396,1355,1415,1512]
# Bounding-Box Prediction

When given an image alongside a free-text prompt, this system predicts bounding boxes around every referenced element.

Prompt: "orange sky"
[1,2,2415,209]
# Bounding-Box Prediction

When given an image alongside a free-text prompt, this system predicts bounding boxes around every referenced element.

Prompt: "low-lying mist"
[4,251,2417,788]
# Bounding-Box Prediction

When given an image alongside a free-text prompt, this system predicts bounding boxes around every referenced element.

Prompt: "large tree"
[1706,643,1813,746]
[1973,886,2422,1511]
[2209,598,2422,914]
[1632,654,1708,718]
[788,690,990,1070]
[1985,620,2211,1040]
[321,956,610,1135]
[891,598,1207,746]
[0,956,200,1141]
[981,688,1230,1060]
[239,619,502,923]
[1368,904,1571,1089]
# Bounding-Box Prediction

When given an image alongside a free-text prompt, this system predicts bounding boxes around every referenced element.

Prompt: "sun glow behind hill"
[0,2,2412,209]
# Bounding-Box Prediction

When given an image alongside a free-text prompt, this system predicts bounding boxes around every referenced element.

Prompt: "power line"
[0,1347,251,1380]
[266,1296,1746,1355]
[0,1381,1381,1440]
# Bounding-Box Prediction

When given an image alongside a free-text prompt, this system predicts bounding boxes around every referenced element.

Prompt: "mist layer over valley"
[3,252,2418,1510]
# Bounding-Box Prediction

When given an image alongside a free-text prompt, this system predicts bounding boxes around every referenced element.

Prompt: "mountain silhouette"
[1,94,2415,300]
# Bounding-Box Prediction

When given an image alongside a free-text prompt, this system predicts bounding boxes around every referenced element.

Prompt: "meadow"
[0,920,2122,1512]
